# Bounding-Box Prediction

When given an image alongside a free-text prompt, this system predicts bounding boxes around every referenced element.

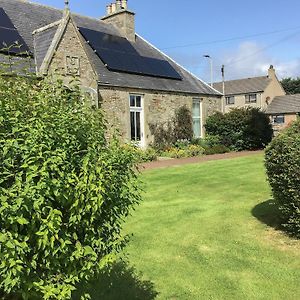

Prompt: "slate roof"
[34,24,59,70]
[266,94,300,114]
[214,76,271,95]
[0,0,221,96]
[0,53,35,74]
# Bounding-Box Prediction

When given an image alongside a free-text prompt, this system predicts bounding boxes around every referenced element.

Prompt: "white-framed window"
[272,115,285,124]
[245,93,257,103]
[129,94,143,143]
[225,96,235,105]
[192,98,202,138]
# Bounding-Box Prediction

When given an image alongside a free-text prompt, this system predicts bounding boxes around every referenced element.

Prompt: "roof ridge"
[14,0,107,25]
[274,93,300,98]
[214,75,269,85]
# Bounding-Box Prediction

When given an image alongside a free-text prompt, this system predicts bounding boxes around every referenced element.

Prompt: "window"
[272,115,285,124]
[225,96,235,105]
[130,95,143,142]
[192,99,202,138]
[245,93,257,103]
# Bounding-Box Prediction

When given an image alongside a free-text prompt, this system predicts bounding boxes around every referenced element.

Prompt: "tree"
[281,77,300,95]
[0,76,140,299]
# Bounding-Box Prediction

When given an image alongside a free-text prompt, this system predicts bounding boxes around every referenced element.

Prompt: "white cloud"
[221,41,300,80]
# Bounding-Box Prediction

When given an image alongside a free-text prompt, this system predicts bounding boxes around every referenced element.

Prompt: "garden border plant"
[0,74,141,299]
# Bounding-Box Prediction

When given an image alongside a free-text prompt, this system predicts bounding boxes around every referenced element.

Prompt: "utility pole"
[203,55,213,87]
[221,65,225,113]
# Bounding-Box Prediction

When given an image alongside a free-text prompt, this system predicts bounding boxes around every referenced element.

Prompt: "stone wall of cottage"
[47,19,98,102]
[99,86,221,147]
[45,18,221,146]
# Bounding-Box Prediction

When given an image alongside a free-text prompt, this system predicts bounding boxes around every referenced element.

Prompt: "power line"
[161,26,300,50]
[226,30,300,66]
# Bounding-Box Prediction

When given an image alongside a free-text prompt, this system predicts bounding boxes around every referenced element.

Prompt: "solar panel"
[0,28,30,55]
[0,8,16,29]
[79,27,138,55]
[79,27,182,80]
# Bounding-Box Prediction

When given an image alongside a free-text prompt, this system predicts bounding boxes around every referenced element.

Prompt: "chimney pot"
[121,0,127,9]
[116,0,122,11]
[106,4,112,15]
[111,3,116,13]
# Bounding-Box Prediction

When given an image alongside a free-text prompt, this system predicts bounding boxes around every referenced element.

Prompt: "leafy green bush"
[204,145,230,155]
[191,135,221,148]
[205,108,273,150]
[123,144,157,162]
[162,144,204,158]
[150,105,193,150]
[0,76,140,299]
[173,106,193,141]
[265,120,300,237]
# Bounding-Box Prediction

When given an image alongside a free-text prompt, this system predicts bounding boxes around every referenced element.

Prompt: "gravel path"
[139,150,264,171]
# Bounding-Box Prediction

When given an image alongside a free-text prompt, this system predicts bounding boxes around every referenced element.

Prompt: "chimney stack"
[268,65,276,79]
[102,0,135,42]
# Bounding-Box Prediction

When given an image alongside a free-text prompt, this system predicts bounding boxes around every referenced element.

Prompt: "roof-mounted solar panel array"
[79,27,182,80]
[0,7,30,56]
[0,8,15,29]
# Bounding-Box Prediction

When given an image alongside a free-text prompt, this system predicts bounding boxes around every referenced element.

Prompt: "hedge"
[265,120,300,237]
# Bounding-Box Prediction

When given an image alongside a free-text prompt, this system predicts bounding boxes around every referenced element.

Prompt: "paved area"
[139,150,263,171]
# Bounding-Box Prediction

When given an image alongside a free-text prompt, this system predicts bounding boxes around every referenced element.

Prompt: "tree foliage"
[281,77,300,95]
[265,120,300,238]
[205,107,273,150]
[0,76,140,299]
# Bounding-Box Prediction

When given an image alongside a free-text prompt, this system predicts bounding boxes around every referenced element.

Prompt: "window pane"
[192,101,200,117]
[136,96,141,107]
[273,115,285,124]
[130,95,135,107]
[227,96,235,104]
[136,112,141,141]
[130,112,135,140]
[193,119,201,138]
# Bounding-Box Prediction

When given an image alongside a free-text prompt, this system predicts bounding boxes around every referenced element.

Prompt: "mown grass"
[124,154,299,299]
[77,154,300,299]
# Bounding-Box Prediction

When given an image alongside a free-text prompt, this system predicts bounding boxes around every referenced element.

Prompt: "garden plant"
[0,75,140,299]
[265,120,300,237]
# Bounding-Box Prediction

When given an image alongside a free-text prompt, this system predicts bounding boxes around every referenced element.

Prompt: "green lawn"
[76,154,300,299]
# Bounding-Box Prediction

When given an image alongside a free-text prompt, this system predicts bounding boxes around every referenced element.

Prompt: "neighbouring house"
[0,0,222,148]
[214,66,285,113]
[266,94,300,134]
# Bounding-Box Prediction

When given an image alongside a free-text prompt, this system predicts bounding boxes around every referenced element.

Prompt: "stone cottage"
[0,0,222,147]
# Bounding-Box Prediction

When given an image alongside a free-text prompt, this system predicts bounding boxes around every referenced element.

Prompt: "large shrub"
[0,76,140,299]
[265,120,300,237]
[205,107,273,150]
[150,105,193,150]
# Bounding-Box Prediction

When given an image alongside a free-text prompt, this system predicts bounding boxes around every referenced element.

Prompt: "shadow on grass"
[73,261,158,300]
[252,199,282,229]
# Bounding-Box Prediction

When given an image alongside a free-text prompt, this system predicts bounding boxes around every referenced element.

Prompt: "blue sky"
[31,0,300,82]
